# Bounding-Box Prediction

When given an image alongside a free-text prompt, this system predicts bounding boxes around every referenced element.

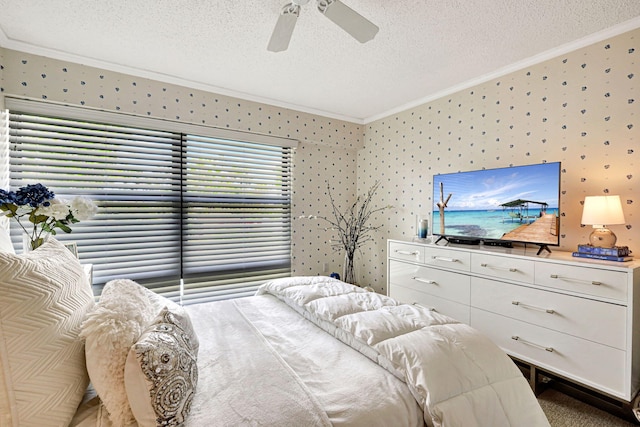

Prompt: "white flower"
[1,184,98,251]
[70,196,98,221]
[38,199,71,221]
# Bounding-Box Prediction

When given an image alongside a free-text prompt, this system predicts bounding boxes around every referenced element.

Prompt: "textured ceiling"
[1,1,640,123]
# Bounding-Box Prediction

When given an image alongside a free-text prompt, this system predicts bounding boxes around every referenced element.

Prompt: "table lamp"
[581,195,626,248]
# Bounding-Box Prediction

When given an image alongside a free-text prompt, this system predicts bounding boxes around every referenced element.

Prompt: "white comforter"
[185,293,423,427]
[257,276,550,427]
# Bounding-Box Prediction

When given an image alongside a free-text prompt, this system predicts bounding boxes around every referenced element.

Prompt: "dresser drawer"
[535,262,627,301]
[471,253,534,284]
[390,284,470,323]
[389,241,424,263]
[471,308,626,398]
[470,277,626,350]
[389,259,470,305]
[423,246,471,272]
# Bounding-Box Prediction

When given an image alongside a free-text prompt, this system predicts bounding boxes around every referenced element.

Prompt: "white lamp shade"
[581,195,626,227]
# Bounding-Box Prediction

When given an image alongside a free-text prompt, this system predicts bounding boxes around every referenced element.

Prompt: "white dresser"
[387,239,640,402]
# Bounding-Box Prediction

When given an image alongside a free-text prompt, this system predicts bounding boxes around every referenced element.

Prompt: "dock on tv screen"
[432,162,561,246]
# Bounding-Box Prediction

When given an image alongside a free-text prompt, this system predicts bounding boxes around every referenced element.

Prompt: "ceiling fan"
[267,0,379,52]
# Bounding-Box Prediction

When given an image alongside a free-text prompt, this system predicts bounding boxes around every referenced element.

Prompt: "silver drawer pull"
[413,302,436,312]
[480,263,518,272]
[512,301,555,314]
[511,335,554,352]
[413,277,437,285]
[396,250,419,256]
[549,274,602,286]
[431,256,458,263]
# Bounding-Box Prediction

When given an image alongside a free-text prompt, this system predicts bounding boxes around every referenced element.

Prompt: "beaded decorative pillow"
[80,279,188,426]
[124,306,199,427]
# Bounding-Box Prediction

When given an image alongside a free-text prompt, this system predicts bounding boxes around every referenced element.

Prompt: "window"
[181,135,293,303]
[4,98,295,303]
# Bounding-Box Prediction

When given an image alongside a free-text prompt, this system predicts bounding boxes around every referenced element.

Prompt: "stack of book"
[572,245,633,262]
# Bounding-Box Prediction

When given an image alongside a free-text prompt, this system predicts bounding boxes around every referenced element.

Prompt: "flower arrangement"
[0,184,98,251]
[301,181,392,285]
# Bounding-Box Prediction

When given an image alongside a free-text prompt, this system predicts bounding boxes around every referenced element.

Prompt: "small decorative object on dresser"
[572,244,633,262]
[416,214,429,239]
[387,238,640,420]
[581,195,626,248]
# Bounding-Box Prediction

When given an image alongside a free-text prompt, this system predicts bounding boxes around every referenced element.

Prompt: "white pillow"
[125,306,199,427]
[80,279,185,426]
[0,228,15,254]
[0,238,94,426]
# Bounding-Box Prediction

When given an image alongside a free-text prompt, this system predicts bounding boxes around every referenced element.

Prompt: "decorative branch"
[301,181,393,259]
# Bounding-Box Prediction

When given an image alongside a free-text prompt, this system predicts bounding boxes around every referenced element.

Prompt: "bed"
[0,238,549,427]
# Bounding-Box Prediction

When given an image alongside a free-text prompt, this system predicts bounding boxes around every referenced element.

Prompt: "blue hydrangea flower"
[14,184,55,208]
[0,189,16,204]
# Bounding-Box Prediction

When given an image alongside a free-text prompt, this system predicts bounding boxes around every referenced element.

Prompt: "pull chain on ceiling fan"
[267,0,379,52]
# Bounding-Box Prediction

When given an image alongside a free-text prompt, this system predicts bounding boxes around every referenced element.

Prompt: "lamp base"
[588,227,617,248]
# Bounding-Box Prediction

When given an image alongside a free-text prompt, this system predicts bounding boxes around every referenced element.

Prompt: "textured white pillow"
[80,279,185,426]
[125,307,199,427]
[0,228,15,254]
[0,238,94,427]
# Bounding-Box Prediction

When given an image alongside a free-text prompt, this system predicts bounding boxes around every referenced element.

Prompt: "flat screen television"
[432,162,561,253]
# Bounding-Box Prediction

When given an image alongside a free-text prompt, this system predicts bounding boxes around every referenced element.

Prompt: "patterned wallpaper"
[0,47,362,277]
[1,26,638,294]
[359,28,639,292]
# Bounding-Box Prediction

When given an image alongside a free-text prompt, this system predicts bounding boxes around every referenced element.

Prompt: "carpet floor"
[538,389,637,426]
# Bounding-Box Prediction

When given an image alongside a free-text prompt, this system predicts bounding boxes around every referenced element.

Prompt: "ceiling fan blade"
[267,4,300,52]
[317,0,379,43]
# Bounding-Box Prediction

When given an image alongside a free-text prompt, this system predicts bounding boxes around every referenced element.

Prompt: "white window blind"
[5,99,294,302]
[7,112,183,297]
[181,135,292,304]
[0,110,9,194]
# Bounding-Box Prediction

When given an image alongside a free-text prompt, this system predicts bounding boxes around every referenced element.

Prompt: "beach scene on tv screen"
[432,163,560,245]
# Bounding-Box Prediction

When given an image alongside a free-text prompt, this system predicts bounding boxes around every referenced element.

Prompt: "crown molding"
[364,16,640,124]
[0,29,363,125]
[3,16,640,127]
